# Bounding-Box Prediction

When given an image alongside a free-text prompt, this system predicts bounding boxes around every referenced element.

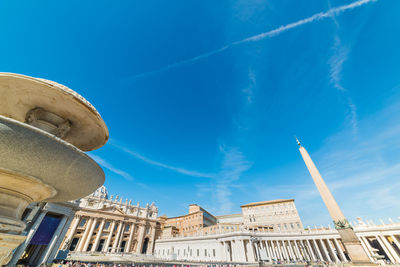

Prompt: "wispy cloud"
[127,0,377,80]
[215,146,252,214]
[242,69,256,104]
[110,142,214,178]
[328,36,359,136]
[90,154,133,181]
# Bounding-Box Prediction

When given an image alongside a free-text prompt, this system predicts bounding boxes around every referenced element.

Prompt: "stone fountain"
[0,73,109,264]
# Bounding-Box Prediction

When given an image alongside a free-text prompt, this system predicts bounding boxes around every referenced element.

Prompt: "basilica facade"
[60,186,161,255]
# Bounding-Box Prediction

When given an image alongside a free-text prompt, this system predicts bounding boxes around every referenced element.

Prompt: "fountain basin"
[0,73,108,151]
[0,115,105,232]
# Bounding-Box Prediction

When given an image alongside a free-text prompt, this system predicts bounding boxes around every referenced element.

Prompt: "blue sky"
[1,0,400,227]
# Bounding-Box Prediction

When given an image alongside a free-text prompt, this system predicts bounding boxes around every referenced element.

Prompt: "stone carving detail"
[25,107,71,138]
[334,219,352,230]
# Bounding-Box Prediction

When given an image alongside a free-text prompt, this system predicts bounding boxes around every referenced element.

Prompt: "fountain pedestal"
[0,73,109,265]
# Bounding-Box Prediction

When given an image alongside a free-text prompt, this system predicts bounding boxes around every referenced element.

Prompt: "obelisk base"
[338,228,377,265]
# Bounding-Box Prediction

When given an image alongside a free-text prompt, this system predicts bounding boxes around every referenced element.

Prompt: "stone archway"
[141,237,149,254]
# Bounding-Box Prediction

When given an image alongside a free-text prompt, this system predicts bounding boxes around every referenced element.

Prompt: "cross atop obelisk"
[296,138,373,265]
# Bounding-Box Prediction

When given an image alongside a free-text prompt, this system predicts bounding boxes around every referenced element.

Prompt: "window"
[197,249,199,256]
[95,222,100,229]
[204,249,207,256]
[125,224,130,232]
[213,249,216,257]
[79,219,87,227]
[96,239,105,252]
[104,221,110,229]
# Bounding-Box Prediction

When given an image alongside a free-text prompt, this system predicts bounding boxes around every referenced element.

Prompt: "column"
[326,239,339,262]
[378,235,400,263]
[280,241,289,261]
[306,239,317,262]
[37,215,69,264]
[320,239,332,262]
[103,220,116,252]
[229,240,236,262]
[136,224,145,253]
[126,223,135,253]
[303,240,312,261]
[253,241,260,262]
[275,240,283,260]
[147,224,157,254]
[268,241,276,260]
[333,238,347,262]
[223,242,229,262]
[312,239,323,261]
[237,240,246,262]
[61,215,80,250]
[294,240,303,261]
[112,221,123,252]
[376,235,395,263]
[92,219,105,252]
[360,237,374,262]
[265,240,273,261]
[276,241,284,260]
[262,241,270,261]
[287,241,296,261]
[284,241,293,260]
[83,218,97,251]
[117,223,126,252]
[8,211,47,266]
[391,235,400,253]
[77,218,93,251]
[245,240,255,262]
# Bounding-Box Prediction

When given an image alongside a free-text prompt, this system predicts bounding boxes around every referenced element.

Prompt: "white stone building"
[217,214,243,224]
[241,199,303,232]
[61,186,161,255]
[154,218,400,264]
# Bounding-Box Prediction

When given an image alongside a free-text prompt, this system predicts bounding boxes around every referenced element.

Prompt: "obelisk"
[296,138,373,265]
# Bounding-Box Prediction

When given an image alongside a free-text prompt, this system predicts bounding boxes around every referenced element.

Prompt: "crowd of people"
[47,261,343,267]
[50,262,223,267]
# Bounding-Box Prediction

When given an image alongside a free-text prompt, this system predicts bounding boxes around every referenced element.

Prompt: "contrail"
[110,142,214,178]
[127,0,376,81]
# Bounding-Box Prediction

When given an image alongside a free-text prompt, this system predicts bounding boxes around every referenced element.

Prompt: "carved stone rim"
[0,72,109,151]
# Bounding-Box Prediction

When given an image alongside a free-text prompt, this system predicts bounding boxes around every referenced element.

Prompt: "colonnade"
[63,215,157,255]
[247,238,348,263]
[155,228,400,264]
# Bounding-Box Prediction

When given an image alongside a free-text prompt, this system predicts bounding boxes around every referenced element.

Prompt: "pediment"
[99,206,126,215]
